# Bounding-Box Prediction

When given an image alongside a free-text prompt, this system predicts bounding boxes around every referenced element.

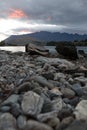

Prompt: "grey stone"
[3,94,19,105]
[0,113,17,130]
[21,91,44,115]
[71,83,83,96]
[52,97,64,112]
[74,100,87,120]
[37,111,58,122]
[23,120,53,130]
[0,106,10,112]
[17,115,27,129]
[64,120,87,130]
[61,88,75,99]
[32,75,54,89]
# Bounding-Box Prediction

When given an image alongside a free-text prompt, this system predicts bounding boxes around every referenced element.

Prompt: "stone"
[37,111,58,122]
[52,97,64,112]
[10,103,22,118]
[47,117,60,128]
[17,115,27,129]
[0,113,17,130]
[0,106,10,112]
[21,91,44,116]
[50,88,62,97]
[23,120,53,130]
[32,75,54,89]
[55,44,78,60]
[2,94,19,105]
[16,82,32,93]
[74,100,87,120]
[64,120,87,130]
[58,107,73,120]
[61,88,75,99]
[54,73,66,80]
[71,83,83,96]
[74,76,87,84]
[56,116,74,130]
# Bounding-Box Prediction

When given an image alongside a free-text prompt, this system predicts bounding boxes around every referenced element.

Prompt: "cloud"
[8,8,28,19]
[0,0,87,40]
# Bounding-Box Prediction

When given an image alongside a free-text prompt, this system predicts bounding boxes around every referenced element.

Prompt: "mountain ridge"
[4,31,87,45]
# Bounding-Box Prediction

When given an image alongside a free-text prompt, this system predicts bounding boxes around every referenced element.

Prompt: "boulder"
[55,45,78,60]
[25,43,49,55]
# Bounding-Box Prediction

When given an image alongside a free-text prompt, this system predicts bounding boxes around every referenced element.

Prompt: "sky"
[0,0,87,41]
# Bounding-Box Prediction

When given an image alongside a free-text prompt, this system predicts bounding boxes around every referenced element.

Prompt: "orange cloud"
[8,9,27,19]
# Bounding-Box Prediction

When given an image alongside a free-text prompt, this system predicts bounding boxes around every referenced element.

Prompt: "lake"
[0,46,87,54]
[0,46,57,53]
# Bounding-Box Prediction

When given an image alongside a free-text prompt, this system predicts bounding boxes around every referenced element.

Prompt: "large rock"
[0,113,17,130]
[21,91,44,116]
[25,43,49,55]
[55,45,78,60]
[74,100,87,120]
[23,120,53,130]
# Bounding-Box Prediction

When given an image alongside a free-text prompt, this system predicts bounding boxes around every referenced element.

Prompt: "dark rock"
[56,45,78,60]
[71,83,83,96]
[58,108,73,120]
[10,103,22,118]
[0,106,10,112]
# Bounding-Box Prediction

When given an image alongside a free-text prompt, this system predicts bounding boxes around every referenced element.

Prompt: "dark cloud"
[0,0,87,34]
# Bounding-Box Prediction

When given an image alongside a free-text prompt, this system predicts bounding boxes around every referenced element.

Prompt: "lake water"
[0,46,25,52]
[0,46,57,53]
[0,46,87,54]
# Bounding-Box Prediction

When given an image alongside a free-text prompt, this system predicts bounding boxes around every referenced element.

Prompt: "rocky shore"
[0,50,87,130]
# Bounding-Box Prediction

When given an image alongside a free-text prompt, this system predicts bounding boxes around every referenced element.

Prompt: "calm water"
[0,46,57,53]
[0,46,87,54]
[0,46,25,52]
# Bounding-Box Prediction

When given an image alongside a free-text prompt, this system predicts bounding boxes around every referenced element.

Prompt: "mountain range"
[4,31,87,45]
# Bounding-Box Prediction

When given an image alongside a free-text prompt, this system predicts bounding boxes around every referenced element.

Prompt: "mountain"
[5,34,44,46]
[4,31,87,45]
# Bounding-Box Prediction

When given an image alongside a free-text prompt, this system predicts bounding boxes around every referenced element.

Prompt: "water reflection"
[0,46,25,52]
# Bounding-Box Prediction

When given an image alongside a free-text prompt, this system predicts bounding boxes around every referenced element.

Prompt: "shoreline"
[0,50,87,130]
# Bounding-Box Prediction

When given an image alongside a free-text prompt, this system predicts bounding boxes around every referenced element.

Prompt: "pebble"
[0,50,87,130]
[71,83,83,96]
[61,88,75,99]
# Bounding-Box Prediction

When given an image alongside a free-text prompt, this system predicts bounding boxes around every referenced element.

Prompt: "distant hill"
[3,31,87,45]
[5,34,44,46]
